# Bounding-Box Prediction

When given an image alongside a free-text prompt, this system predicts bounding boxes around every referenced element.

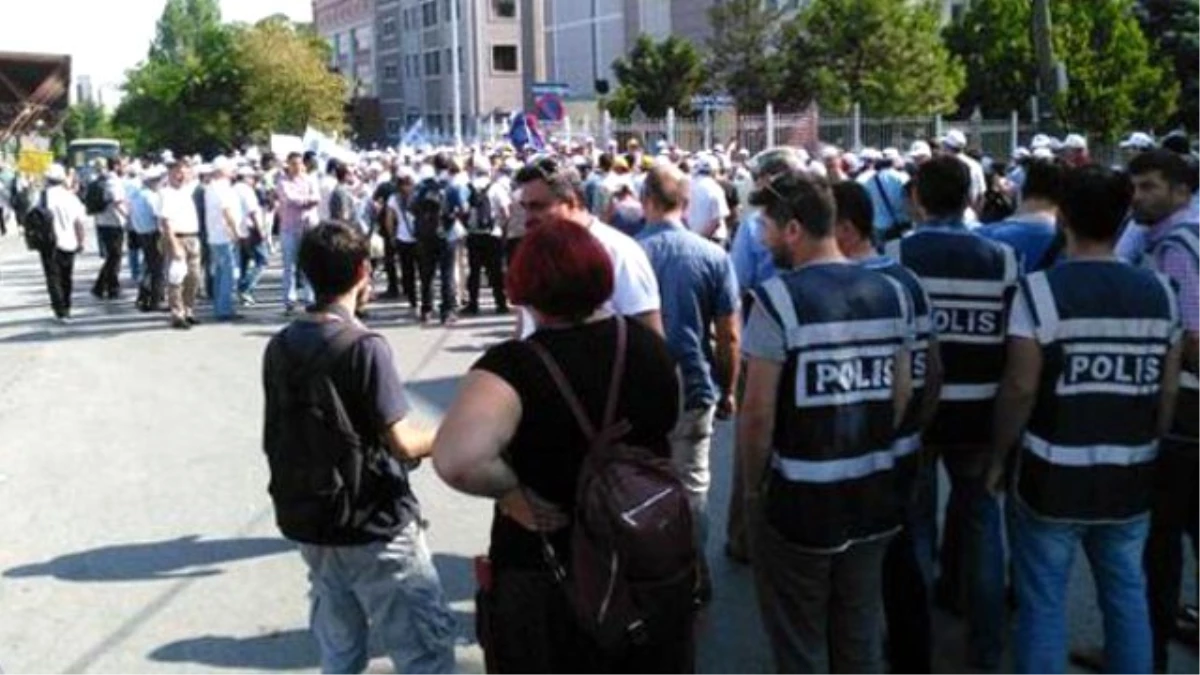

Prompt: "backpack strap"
[282,321,374,384]
[526,315,629,445]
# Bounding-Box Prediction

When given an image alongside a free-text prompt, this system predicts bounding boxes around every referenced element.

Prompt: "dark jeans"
[136,232,164,310]
[750,511,891,673]
[417,237,458,318]
[883,460,937,673]
[936,448,1006,669]
[39,247,75,318]
[487,565,695,673]
[396,240,418,307]
[382,232,400,295]
[1146,440,1199,672]
[466,233,507,310]
[505,236,523,265]
[92,226,124,297]
[237,237,268,296]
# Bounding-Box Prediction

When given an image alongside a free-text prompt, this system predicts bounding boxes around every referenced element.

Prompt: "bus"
[67,138,121,184]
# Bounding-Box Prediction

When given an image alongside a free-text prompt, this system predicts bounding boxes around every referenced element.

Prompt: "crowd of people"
[5,125,1198,674]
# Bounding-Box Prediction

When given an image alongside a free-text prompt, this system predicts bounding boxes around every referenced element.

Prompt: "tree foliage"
[942,0,1037,117]
[607,35,705,119]
[61,101,113,144]
[778,0,965,116]
[706,0,786,112]
[1135,0,1198,131]
[113,0,345,155]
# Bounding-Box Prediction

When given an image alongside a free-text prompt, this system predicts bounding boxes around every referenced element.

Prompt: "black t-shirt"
[474,317,681,568]
[262,306,419,543]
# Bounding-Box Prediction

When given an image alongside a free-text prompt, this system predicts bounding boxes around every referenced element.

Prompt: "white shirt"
[95,175,128,228]
[484,178,512,238]
[387,193,416,243]
[45,184,85,252]
[956,152,986,206]
[234,182,260,238]
[160,185,200,235]
[204,178,241,244]
[318,174,337,221]
[686,174,731,241]
[519,218,661,338]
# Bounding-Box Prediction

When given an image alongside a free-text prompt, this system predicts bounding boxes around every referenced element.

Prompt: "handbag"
[369,231,386,260]
[167,258,187,286]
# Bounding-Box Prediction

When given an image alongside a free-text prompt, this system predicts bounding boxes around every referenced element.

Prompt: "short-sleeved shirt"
[980,213,1058,273]
[687,174,732,241]
[45,185,85,252]
[638,220,740,409]
[262,305,418,542]
[386,192,416,243]
[204,179,241,245]
[160,185,200,235]
[474,317,680,569]
[94,175,127,228]
[730,210,778,297]
[128,186,162,235]
[1147,206,1200,333]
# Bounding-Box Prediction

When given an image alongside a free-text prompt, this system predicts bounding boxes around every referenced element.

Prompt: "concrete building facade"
[314,0,378,96]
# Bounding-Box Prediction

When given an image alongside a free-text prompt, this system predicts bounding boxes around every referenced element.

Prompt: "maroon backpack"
[527,316,699,650]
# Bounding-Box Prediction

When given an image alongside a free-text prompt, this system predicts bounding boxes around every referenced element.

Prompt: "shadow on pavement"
[4,535,294,582]
[148,630,322,670]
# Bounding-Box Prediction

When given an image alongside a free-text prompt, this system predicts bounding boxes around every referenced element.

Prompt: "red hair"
[506,219,614,322]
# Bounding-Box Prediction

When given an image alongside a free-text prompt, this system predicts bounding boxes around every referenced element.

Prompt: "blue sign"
[534,94,565,122]
[531,81,571,97]
[691,95,735,110]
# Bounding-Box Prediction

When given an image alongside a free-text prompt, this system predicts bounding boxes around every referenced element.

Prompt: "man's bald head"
[642,161,689,216]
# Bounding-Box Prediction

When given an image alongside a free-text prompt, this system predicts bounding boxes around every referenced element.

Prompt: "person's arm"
[1158,339,1184,438]
[892,344,913,428]
[221,191,239,240]
[738,356,782,499]
[632,309,664,337]
[986,336,1042,493]
[917,336,944,429]
[385,418,436,461]
[714,311,741,419]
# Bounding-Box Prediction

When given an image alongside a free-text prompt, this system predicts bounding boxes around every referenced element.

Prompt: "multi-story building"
[375,0,524,144]
[314,0,384,143]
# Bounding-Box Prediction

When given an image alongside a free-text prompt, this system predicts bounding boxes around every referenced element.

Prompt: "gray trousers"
[750,512,891,673]
[669,404,717,549]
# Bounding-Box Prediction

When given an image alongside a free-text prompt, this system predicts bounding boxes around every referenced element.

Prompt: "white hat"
[821,144,841,160]
[1032,147,1055,160]
[807,160,828,178]
[1013,147,1031,160]
[882,147,901,163]
[737,148,751,158]
[1062,133,1087,151]
[860,147,882,162]
[842,152,861,173]
[1119,131,1156,150]
[144,165,168,181]
[941,129,967,150]
[795,148,811,163]
[196,163,214,175]
[44,163,67,182]
[908,140,933,159]
[236,165,257,178]
[210,155,235,175]
[694,154,717,175]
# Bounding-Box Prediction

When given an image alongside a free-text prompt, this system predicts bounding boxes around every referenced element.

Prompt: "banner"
[17,149,53,177]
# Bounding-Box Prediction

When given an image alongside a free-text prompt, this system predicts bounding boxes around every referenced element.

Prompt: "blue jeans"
[1009,498,1152,674]
[127,229,143,283]
[238,238,268,296]
[940,455,1006,669]
[884,459,937,672]
[297,522,456,674]
[207,242,236,318]
[281,229,312,308]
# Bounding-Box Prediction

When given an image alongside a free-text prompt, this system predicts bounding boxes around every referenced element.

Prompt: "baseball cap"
[1030,134,1054,150]
[860,147,882,162]
[749,147,805,179]
[1062,133,1087,151]
[44,163,67,182]
[941,129,967,150]
[1119,131,1157,150]
[908,141,933,159]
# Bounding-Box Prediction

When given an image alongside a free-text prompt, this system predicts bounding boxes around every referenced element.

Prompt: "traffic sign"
[531,81,571,97]
[691,95,735,110]
[534,93,565,122]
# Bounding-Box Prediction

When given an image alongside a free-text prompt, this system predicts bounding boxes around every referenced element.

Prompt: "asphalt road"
[0,228,1194,674]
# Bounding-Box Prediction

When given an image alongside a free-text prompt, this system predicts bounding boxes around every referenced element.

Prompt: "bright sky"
[4,0,314,105]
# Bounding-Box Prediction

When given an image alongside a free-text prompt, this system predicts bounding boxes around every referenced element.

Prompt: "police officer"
[832,180,943,672]
[740,168,914,673]
[1127,149,1200,672]
[884,155,1018,669]
[987,164,1183,673]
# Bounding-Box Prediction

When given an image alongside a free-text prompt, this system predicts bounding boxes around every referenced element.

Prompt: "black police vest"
[886,224,1018,447]
[752,262,911,552]
[859,255,935,497]
[1144,221,1199,443]
[1015,261,1179,521]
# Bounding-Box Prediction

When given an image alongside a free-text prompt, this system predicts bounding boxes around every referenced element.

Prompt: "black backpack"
[84,177,111,215]
[263,323,395,544]
[527,317,699,650]
[412,179,450,242]
[467,182,494,234]
[22,190,56,252]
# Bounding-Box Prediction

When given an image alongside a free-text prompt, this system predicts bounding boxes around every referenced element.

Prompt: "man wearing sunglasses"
[512,157,662,338]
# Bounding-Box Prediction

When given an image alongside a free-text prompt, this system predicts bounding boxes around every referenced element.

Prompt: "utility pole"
[450,0,463,148]
[1031,0,1058,132]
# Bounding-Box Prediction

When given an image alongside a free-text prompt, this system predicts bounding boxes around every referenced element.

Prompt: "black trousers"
[504,236,524,266]
[92,227,124,297]
[1146,440,1199,672]
[382,233,400,295]
[396,240,418,307]
[416,238,458,317]
[883,463,937,673]
[466,234,507,310]
[136,232,165,310]
[40,247,76,318]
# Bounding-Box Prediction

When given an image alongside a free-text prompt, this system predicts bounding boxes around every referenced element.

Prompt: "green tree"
[151,0,223,60]
[61,101,113,144]
[943,0,1036,117]
[706,0,786,112]
[608,35,705,118]
[1135,0,1198,131]
[778,0,964,116]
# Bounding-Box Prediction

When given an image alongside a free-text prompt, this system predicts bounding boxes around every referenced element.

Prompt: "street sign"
[531,81,571,97]
[534,93,565,122]
[17,149,53,177]
[691,95,735,110]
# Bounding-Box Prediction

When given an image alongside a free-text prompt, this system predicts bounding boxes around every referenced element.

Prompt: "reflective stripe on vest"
[771,446,896,483]
[1024,432,1159,467]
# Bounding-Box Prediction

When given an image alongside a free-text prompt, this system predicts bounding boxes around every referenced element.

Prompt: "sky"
[4,0,314,106]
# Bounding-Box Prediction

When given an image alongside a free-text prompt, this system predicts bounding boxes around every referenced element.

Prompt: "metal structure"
[0,51,71,144]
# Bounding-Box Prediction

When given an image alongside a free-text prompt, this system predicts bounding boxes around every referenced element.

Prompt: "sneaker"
[171,318,191,330]
[239,293,256,307]
[185,316,201,326]
[461,304,480,316]
[442,312,459,326]
[54,315,72,325]
[90,288,105,301]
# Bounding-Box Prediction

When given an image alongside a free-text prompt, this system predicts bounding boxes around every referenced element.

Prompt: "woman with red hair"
[433,218,688,672]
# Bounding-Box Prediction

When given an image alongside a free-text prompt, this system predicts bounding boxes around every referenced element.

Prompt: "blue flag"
[508,112,544,152]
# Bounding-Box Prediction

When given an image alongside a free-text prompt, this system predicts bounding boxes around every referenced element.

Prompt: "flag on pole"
[508,112,545,152]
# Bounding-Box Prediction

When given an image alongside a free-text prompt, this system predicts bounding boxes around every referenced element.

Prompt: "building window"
[384,63,399,81]
[386,118,402,136]
[443,0,451,21]
[491,44,518,73]
[424,50,441,76]
[383,17,397,35]
[492,0,515,18]
[422,1,437,27]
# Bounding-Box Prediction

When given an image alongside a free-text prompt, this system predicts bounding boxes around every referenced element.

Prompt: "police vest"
[859,256,934,496]
[1014,261,1179,521]
[753,262,911,552]
[886,225,1018,447]
[1144,220,1199,443]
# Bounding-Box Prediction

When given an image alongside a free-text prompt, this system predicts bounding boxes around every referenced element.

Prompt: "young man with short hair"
[988,164,1183,673]
[261,222,455,674]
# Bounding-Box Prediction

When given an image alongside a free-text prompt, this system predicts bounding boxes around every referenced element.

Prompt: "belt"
[174,232,199,237]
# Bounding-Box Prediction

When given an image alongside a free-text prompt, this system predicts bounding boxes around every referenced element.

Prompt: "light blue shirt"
[858,167,910,231]
[729,210,777,295]
[129,186,162,235]
[638,220,740,409]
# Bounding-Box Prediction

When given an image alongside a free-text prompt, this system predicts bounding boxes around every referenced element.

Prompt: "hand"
[498,488,569,532]
[984,462,1006,497]
[716,393,737,420]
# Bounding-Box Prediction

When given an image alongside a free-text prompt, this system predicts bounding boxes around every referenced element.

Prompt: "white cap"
[908,140,933,159]
[807,160,828,178]
[737,148,751,158]
[860,147,882,162]
[144,165,168,181]
[236,165,257,178]
[1013,147,1031,160]
[1030,134,1054,150]
[795,148,811,163]
[694,154,717,174]
[1119,131,1156,150]
[211,155,235,175]
[44,163,67,182]
[941,129,967,150]
[1032,147,1055,160]
[882,147,901,163]
[821,144,841,160]
[1062,133,1087,151]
